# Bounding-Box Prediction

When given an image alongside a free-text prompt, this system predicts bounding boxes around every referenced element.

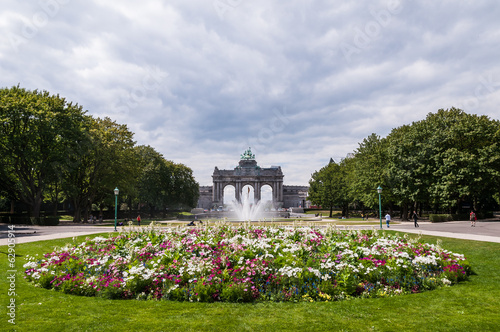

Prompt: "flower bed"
[24,224,472,302]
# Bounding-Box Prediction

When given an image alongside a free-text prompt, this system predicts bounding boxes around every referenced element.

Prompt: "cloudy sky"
[1,0,500,186]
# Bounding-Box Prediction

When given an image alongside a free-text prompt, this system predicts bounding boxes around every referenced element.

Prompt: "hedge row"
[429,212,493,223]
[1,216,59,226]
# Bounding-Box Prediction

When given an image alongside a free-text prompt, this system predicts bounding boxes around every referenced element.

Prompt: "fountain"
[193,148,296,221]
[229,190,266,221]
[193,191,287,222]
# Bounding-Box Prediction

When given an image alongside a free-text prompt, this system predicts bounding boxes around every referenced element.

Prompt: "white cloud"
[1,0,500,186]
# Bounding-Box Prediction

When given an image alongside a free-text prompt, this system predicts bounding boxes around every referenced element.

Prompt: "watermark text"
[7,225,17,325]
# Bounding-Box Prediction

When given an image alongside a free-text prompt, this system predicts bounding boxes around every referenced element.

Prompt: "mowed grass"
[1,231,500,331]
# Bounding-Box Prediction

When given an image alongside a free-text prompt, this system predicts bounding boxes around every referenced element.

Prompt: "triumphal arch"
[211,148,284,207]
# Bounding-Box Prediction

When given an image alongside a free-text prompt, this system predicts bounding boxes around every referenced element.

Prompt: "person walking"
[470,210,476,227]
[412,210,419,227]
[137,214,141,226]
[385,213,391,228]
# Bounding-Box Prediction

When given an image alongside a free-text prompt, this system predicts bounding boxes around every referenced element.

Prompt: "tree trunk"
[343,204,349,218]
[84,197,94,223]
[83,209,89,223]
[31,191,43,218]
[73,198,83,223]
[99,205,104,222]
[52,183,59,216]
[329,205,333,218]
[401,203,408,221]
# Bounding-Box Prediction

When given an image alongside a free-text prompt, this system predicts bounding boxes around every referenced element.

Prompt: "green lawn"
[2,231,499,331]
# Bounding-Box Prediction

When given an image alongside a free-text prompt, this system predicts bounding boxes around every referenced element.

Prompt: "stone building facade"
[196,148,309,210]
[283,186,310,208]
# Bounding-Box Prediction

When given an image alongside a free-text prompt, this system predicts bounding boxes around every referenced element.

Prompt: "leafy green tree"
[386,108,500,214]
[0,86,87,218]
[171,163,199,209]
[135,145,172,212]
[311,108,500,217]
[424,108,500,212]
[350,134,395,213]
[308,160,349,217]
[385,124,431,218]
[135,146,199,213]
[89,117,140,217]
[62,117,139,222]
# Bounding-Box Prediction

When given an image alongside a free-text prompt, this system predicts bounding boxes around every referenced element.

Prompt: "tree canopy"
[308,159,349,217]
[0,86,87,217]
[0,86,199,219]
[135,145,199,212]
[309,108,500,217]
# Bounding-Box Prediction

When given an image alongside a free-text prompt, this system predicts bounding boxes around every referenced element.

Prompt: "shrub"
[10,216,31,224]
[450,213,469,221]
[429,214,452,222]
[42,216,60,226]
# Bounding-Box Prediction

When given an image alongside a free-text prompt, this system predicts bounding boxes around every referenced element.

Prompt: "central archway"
[241,185,255,205]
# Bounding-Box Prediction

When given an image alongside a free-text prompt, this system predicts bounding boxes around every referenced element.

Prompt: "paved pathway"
[1,219,500,246]
[0,222,116,246]
[346,220,500,243]
[403,220,500,242]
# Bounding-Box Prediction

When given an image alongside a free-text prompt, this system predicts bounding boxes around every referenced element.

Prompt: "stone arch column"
[235,181,241,202]
[212,182,219,204]
[254,182,261,201]
[212,167,224,206]
[270,180,284,208]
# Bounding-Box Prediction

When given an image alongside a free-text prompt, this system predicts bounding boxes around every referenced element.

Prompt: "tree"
[386,108,500,214]
[171,163,199,209]
[308,160,349,217]
[385,124,430,219]
[136,145,172,212]
[350,134,395,213]
[62,117,139,222]
[135,145,199,213]
[424,108,500,212]
[0,86,87,218]
[311,108,500,217]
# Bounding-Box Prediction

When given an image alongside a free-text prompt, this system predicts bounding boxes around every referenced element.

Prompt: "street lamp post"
[377,186,383,229]
[114,187,119,231]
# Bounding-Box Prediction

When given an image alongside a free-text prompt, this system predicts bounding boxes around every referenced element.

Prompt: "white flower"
[92,236,108,243]
[23,261,38,269]
[167,284,179,293]
[441,278,451,286]
[412,255,439,266]
[278,266,303,278]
